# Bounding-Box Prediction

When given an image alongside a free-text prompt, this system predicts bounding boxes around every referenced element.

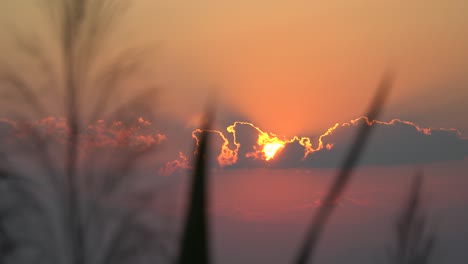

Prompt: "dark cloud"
[300,118,468,167]
[4,116,465,175]
[272,140,311,168]
[176,117,468,173]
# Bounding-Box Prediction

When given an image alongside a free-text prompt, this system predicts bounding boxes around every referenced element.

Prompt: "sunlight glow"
[189,117,451,167]
[262,141,285,160]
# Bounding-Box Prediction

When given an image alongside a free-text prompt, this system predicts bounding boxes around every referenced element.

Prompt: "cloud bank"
[1,116,466,176]
[163,117,468,174]
[0,117,166,148]
[0,117,167,170]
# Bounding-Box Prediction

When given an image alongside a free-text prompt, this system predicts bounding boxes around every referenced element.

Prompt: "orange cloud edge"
[161,116,465,176]
[0,116,464,176]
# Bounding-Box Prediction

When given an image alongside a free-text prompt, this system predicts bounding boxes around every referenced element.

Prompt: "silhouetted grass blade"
[177,107,214,264]
[389,172,436,264]
[0,157,13,260]
[294,73,394,264]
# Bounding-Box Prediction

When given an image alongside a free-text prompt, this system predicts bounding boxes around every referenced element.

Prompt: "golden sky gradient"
[1,0,468,136]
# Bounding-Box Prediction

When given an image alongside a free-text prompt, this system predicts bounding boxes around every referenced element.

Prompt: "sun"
[262,141,285,160]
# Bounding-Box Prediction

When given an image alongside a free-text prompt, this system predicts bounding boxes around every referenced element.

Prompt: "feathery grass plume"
[387,172,436,264]
[294,72,394,264]
[0,1,164,263]
[177,105,214,264]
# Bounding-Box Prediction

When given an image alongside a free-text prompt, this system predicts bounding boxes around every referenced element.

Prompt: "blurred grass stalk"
[388,172,436,264]
[294,73,393,264]
[0,1,163,263]
[177,107,214,264]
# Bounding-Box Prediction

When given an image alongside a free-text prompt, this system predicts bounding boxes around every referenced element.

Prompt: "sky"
[1,1,468,264]
[140,0,468,136]
[1,1,468,135]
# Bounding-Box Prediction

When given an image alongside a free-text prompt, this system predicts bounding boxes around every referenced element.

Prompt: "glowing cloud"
[192,128,238,166]
[179,116,467,172]
[191,121,337,166]
[159,152,190,176]
[0,117,167,150]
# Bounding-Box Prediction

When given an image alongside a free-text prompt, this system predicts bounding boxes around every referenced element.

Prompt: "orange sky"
[1,1,467,136]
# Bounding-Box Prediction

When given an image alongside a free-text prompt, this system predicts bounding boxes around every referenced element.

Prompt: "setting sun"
[262,141,285,160]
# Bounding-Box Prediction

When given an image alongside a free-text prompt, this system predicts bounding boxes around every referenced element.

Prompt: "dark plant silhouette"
[177,107,214,264]
[387,173,436,264]
[0,155,13,261]
[294,73,393,264]
[0,1,164,263]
